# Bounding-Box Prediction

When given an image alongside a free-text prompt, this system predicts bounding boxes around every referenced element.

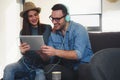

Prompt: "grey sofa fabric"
[89,32,120,53]
[90,48,120,80]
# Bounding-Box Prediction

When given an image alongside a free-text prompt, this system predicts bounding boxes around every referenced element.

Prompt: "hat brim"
[20,7,41,17]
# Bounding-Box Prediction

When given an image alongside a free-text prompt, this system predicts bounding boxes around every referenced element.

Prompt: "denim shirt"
[48,21,93,70]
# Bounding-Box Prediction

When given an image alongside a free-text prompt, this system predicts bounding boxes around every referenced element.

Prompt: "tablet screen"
[20,35,44,50]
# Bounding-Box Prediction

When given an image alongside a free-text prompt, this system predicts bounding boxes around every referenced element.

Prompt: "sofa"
[78,32,120,80]
[1,32,120,80]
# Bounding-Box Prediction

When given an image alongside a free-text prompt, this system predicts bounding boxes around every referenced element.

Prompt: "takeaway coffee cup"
[52,71,61,80]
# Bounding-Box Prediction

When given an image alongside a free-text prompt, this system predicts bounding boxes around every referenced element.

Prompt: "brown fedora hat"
[20,2,41,17]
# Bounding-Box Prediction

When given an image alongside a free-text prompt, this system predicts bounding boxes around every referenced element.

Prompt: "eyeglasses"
[49,15,65,22]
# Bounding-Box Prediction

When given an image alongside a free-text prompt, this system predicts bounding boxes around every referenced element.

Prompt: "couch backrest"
[89,32,120,53]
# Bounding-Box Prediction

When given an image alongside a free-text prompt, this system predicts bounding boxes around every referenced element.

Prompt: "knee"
[4,64,16,73]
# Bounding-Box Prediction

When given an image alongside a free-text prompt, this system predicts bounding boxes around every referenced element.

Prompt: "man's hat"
[20,2,41,17]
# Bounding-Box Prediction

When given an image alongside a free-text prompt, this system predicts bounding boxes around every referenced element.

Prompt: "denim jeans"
[35,69,46,80]
[3,58,46,80]
[3,61,29,80]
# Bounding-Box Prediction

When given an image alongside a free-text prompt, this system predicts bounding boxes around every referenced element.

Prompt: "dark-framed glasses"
[49,15,65,22]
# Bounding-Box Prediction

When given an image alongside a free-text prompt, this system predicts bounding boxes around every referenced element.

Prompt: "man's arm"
[55,49,78,60]
[41,45,78,60]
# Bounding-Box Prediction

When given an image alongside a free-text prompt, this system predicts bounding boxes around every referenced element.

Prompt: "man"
[41,4,93,80]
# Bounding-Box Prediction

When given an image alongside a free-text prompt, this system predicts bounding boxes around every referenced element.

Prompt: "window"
[59,0,102,32]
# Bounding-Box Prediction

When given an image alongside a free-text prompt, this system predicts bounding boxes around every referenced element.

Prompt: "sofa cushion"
[89,32,120,53]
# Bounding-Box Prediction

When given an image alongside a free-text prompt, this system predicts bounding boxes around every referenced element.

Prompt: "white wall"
[0,0,21,78]
[102,0,120,32]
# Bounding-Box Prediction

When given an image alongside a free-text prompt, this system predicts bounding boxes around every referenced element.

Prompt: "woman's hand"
[19,42,30,54]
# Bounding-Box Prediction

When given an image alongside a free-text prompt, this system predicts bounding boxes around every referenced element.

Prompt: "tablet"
[20,35,45,50]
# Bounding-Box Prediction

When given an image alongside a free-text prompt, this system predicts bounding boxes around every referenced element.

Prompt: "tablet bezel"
[20,35,44,50]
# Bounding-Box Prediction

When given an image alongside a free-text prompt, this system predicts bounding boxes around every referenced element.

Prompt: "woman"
[3,2,51,80]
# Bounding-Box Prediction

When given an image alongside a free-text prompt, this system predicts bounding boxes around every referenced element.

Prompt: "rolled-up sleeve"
[73,25,91,61]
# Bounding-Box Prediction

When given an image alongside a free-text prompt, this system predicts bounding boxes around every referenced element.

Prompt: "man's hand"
[41,45,57,57]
